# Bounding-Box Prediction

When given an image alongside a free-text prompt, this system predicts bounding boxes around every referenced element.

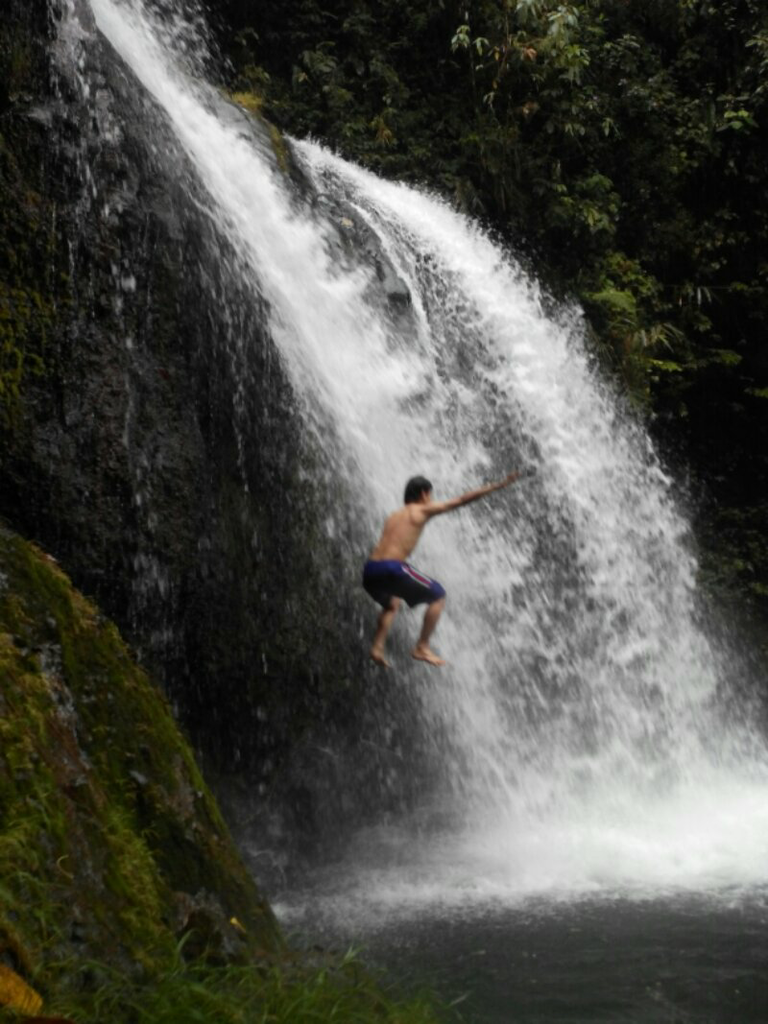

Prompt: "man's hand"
[500,467,536,486]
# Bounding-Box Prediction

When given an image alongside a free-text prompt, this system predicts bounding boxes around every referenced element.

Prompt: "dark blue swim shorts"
[362,559,446,610]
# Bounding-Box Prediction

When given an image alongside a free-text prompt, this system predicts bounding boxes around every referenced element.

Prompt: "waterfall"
[70,0,768,902]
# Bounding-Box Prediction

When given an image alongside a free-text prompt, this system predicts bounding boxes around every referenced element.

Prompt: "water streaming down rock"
[78,0,768,899]
[43,0,438,847]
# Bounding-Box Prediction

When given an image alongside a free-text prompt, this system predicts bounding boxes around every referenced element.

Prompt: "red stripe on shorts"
[403,564,433,588]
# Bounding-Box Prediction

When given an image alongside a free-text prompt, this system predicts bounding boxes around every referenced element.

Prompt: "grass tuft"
[32,946,441,1024]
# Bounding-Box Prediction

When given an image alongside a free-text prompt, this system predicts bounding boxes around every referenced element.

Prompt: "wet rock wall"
[0,0,427,863]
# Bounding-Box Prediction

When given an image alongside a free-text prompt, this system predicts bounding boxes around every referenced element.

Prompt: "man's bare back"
[369,503,431,563]
[363,470,522,669]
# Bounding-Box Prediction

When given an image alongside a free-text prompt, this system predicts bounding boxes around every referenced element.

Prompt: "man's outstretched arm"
[424,471,522,518]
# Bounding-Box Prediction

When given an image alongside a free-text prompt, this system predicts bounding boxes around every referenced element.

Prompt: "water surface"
[277,884,768,1023]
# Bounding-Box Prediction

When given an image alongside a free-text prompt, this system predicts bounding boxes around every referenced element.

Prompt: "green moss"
[0,284,49,426]
[229,93,290,174]
[0,40,65,426]
[0,133,55,424]
[268,122,290,173]
[231,90,264,115]
[0,526,281,1007]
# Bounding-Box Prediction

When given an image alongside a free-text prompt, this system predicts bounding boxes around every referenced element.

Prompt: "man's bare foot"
[412,644,446,667]
[370,647,391,668]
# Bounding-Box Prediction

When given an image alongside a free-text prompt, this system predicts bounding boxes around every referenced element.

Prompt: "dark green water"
[279,893,768,1023]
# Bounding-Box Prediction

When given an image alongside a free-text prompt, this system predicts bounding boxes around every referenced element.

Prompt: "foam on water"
[80,0,768,906]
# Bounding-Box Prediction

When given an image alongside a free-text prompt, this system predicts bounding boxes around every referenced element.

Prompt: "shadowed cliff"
[0,0,428,860]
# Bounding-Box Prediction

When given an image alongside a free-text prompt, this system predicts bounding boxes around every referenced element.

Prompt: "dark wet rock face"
[314,191,413,310]
[0,0,430,860]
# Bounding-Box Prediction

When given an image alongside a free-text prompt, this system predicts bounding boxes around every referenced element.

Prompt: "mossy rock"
[0,524,280,1006]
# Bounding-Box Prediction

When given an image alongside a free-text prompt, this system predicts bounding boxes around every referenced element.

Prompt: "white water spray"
[78,0,768,904]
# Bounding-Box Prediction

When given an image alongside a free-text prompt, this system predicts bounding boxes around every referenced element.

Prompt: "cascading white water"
[80,0,768,903]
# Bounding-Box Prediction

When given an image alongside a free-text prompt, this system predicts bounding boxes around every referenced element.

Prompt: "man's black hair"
[404,475,433,504]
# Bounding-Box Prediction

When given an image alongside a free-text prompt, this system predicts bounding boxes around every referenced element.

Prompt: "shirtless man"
[362,471,521,668]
